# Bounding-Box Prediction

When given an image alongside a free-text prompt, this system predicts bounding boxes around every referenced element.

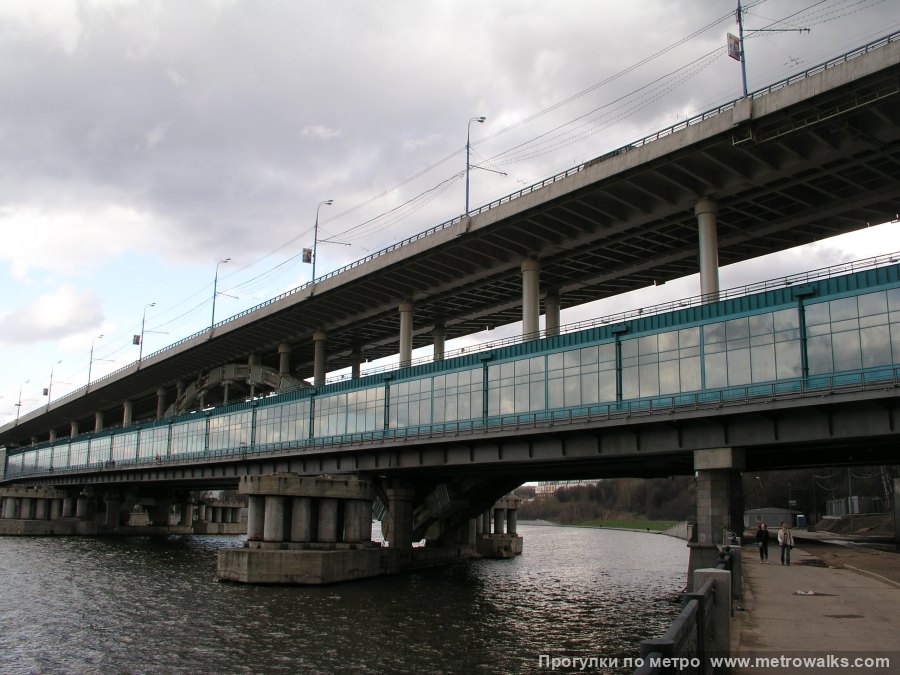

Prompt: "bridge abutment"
[476,496,524,558]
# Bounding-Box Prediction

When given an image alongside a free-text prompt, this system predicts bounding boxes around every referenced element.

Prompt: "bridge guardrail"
[32,31,900,417]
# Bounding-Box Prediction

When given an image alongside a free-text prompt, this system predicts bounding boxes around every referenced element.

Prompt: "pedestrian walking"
[778,521,793,565]
[755,522,770,563]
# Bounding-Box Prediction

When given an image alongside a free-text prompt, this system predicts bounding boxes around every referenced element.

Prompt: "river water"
[0,524,687,674]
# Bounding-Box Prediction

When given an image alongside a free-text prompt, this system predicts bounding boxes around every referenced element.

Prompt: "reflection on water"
[0,524,686,674]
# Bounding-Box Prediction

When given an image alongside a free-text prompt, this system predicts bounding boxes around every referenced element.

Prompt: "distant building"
[534,480,600,498]
[743,507,799,529]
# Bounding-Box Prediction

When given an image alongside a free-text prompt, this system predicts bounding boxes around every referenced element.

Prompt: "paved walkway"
[732,544,900,674]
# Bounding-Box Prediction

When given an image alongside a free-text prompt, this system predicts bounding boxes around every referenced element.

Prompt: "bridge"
[1,33,899,585]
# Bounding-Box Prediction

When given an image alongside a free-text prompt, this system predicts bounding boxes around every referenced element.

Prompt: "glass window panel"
[807,335,834,375]
[500,362,515,379]
[530,356,545,373]
[773,308,799,331]
[515,385,529,412]
[831,318,859,333]
[750,344,776,382]
[726,318,749,341]
[749,313,774,337]
[888,288,900,312]
[564,376,581,406]
[832,330,861,372]
[858,291,887,317]
[514,359,530,376]
[581,372,599,403]
[727,348,751,386]
[830,297,858,322]
[563,350,580,368]
[775,341,801,379]
[580,346,599,365]
[639,363,659,397]
[598,342,616,364]
[658,331,678,353]
[893,323,900,365]
[705,352,727,388]
[621,339,638,358]
[804,302,829,326]
[859,314,887,328]
[703,322,725,344]
[488,387,501,415]
[639,335,658,356]
[500,387,515,415]
[680,356,702,392]
[529,381,545,411]
[598,374,616,403]
[679,327,700,349]
[622,367,639,400]
[458,395,470,420]
[659,360,680,395]
[860,325,891,368]
[547,353,564,372]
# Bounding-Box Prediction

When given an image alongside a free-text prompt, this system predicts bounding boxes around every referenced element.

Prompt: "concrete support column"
[104,495,121,528]
[399,301,414,368]
[21,498,36,519]
[475,514,483,534]
[313,331,327,387]
[4,497,19,519]
[432,323,446,362]
[290,497,312,542]
[247,496,265,541]
[695,198,720,302]
[198,504,207,522]
[70,421,79,438]
[49,429,57,441]
[278,343,291,377]
[482,510,492,534]
[263,495,286,543]
[34,498,49,520]
[94,411,104,433]
[493,507,505,535]
[62,497,75,518]
[318,498,339,543]
[180,503,193,527]
[176,380,185,400]
[123,400,133,426]
[222,381,230,406]
[75,495,90,520]
[343,500,363,543]
[50,499,62,520]
[521,258,540,338]
[507,508,518,536]
[544,291,560,338]
[224,508,233,524]
[350,348,362,380]
[385,487,416,549]
[212,507,221,523]
[156,387,166,419]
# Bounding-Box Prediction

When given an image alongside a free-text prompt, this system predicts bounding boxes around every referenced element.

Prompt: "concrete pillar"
[432,324,446,362]
[76,496,90,520]
[70,421,79,438]
[343,500,368,543]
[318,498,339,543]
[507,508,518,536]
[94,411,104,432]
[198,504,207,521]
[222,381,230,406]
[521,258,540,338]
[176,380,185,400]
[30,435,38,445]
[313,331,327,387]
[695,197,720,302]
[385,487,416,549]
[263,496,286,543]
[399,301,414,368]
[350,348,362,380]
[123,400,133,426]
[223,507,232,524]
[50,499,62,520]
[278,343,291,377]
[247,496,265,541]
[62,497,75,518]
[544,291,560,338]
[291,497,312,542]
[180,503,193,527]
[34,498,49,520]
[156,386,166,419]
[212,507,221,523]
[475,514,483,534]
[18,498,33,520]
[5,497,20,519]
[482,510,492,534]
[493,507,505,535]
[104,495,121,528]
[49,429,57,441]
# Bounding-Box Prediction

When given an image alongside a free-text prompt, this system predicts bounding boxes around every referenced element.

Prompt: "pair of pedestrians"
[755,521,794,564]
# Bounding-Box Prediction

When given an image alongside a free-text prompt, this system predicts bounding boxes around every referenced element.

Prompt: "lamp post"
[466,116,486,214]
[87,334,104,386]
[311,199,334,282]
[138,302,156,362]
[15,379,29,423]
[211,258,231,328]
[46,360,62,412]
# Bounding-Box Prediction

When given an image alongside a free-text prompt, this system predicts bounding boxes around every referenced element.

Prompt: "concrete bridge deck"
[732,543,900,674]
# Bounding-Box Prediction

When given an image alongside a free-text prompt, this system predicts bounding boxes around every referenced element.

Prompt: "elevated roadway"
[3,33,900,449]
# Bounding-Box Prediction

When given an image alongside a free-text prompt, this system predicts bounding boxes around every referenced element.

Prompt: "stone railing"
[633,566,732,675]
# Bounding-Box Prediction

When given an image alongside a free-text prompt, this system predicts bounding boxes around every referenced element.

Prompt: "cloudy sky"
[1,0,899,423]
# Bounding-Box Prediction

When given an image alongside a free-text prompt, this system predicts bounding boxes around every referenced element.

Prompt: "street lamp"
[138,302,156,362]
[46,360,62,412]
[87,334,104,386]
[311,199,334,282]
[15,379,29,423]
[466,116,486,214]
[211,258,231,328]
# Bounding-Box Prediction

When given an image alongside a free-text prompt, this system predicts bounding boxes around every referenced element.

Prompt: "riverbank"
[521,519,690,540]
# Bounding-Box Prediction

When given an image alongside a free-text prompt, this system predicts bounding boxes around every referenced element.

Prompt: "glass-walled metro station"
[5,262,900,479]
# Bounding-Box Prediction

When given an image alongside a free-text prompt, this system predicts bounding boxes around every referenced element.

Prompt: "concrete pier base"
[218,546,382,585]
